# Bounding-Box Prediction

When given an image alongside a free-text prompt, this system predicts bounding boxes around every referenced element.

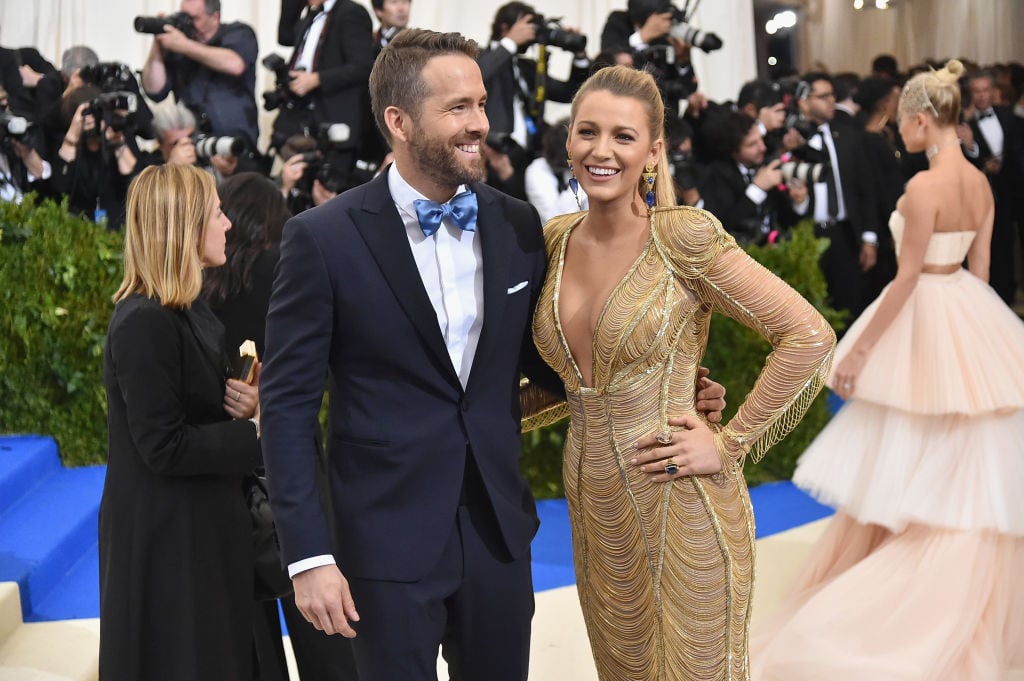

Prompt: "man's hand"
[280,153,309,194]
[685,91,708,117]
[695,367,726,423]
[506,14,538,48]
[20,65,43,89]
[293,564,360,637]
[787,178,808,205]
[312,178,337,206]
[782,128,804,152]
[638,11,673,44]
[288,71,321,97]
[482,143,515,182]
[210,153,239,177]
[859,242,877,271]
[167,136,198,165]
[956,122,974,148]
[753,159,783,191]
[156,24,194,54]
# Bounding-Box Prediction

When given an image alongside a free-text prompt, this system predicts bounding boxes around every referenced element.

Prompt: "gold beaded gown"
[531,207,835,681]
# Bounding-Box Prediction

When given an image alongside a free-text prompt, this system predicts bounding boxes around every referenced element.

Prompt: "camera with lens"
[485,131,517,156]
[261,54,300,112]
[193,135,244,161]
[134,12,197,40]
[627,0,723,52]
[83,91,138,135]
[530,14,587,53]
[776,151,830,186]
[667,149,699,190]
[79,62,137,93]
[0,111,30,141]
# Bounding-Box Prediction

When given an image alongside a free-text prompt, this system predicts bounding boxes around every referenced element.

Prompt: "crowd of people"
[3,1,1023,680]
[2,0,1022,315]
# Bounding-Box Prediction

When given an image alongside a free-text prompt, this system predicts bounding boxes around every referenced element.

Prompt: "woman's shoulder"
[110,294,181,337]
[542,211,586,251]
[652,206,738,277]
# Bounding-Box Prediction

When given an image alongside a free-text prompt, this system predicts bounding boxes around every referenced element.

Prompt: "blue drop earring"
[567,153,583,211]
[642,163,657,211]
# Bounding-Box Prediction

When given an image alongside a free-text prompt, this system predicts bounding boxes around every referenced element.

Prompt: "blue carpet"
[0,434,834,621]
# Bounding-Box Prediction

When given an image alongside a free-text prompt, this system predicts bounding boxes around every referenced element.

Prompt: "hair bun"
[936,59,965,85]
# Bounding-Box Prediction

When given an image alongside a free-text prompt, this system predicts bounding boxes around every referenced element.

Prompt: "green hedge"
[0,196,123,466]
[520,222,844,498]
[1,199,840,496]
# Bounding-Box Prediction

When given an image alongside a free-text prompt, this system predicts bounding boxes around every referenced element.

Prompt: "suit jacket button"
[461,400,470,412]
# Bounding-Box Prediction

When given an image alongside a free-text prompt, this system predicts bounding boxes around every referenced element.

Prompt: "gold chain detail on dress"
[531,208,835,680]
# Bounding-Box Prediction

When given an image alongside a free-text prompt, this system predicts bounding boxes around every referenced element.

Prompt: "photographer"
[0,89,53,203]
[600,0,719,115]
[143,103,241,182]
[140,0,260,165]
[791,72,880,321]
[50,85,141,229]
[271,0,375,171]
[477,2,590,154]
[698,111,804,246]
[736,79,789,154]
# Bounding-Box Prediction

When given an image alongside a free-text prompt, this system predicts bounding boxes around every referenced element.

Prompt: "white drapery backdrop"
[2,0,756,148]
[797,0,1024,74]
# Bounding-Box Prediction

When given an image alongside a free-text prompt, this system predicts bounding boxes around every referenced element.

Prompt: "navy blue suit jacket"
[260,168,551,582]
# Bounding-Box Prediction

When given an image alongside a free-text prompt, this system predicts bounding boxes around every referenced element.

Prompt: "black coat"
[100,294,260,681]
[274,0,374,149]
[698,159,799,245]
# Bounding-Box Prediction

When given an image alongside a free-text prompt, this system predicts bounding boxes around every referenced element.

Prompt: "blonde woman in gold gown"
[530,65,836,680]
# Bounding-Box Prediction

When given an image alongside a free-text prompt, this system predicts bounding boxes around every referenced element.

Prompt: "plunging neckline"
[553,214,655,391]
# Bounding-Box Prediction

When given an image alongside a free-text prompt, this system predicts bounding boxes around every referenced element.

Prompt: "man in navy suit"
[962,69,1023,305]
[261,28,724,680]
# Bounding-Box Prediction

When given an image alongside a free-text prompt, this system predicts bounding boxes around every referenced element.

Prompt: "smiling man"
[260,28,556,681]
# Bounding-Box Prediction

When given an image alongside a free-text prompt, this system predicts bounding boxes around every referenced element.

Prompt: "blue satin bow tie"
[413,192,478,237]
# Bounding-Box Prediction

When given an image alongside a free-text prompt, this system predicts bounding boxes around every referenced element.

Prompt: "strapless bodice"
[889,210,975,266]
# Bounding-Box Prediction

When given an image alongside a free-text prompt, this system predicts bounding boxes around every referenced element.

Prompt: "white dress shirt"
[807,123,848,223]
[977,109,1004,158]
[293,0,337,72]
[287,164,486,579]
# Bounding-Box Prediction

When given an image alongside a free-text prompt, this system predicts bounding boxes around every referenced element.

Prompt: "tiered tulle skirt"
[752,270,1024,680]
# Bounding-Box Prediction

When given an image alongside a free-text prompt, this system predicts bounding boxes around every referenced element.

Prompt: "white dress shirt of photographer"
[524,156,588,223]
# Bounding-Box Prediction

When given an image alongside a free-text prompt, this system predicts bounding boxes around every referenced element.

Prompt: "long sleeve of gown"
[657,207,837,463]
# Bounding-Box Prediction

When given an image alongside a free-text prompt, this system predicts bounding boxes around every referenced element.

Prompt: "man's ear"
[384,106,408,143]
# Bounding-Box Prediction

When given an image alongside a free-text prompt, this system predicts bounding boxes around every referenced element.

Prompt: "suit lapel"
[467,184,513,391]
[353,171,462,389]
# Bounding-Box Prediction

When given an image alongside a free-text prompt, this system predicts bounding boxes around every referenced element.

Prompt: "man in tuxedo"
[699,111,805,246]
[794,72,880,323]
[261,28,724,680]
[274,0,374,171]
[261,29,552,680]
[962,69,1023,304]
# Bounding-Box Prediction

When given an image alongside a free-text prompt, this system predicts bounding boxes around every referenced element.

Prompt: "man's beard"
[407,125,486,189]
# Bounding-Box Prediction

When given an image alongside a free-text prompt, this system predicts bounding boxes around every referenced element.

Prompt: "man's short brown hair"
[369,29,480,143]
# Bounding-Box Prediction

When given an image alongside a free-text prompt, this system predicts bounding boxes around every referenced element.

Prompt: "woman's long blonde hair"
[113,164,218,309]
[568,65,676,208]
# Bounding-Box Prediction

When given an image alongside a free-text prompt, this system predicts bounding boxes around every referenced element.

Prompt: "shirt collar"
[387,163,469,223]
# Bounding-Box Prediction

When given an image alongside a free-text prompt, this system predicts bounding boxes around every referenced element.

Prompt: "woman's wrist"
[63,136,78,147]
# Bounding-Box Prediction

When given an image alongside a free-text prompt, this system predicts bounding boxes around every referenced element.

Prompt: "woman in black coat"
[100,164,261,681]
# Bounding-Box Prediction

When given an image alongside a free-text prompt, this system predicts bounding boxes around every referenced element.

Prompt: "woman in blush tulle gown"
[751,59,1024,681]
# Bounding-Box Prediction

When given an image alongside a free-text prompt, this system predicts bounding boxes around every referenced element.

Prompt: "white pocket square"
[506,281,528,294]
